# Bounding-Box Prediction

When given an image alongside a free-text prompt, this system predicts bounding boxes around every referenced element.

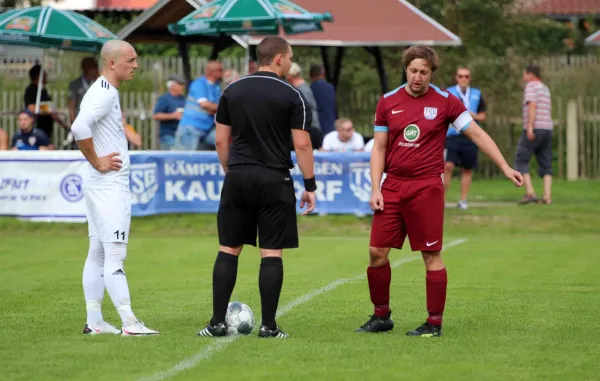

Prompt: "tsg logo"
[349,162,371,202]
[130,163,158,205]
[60,174,83,202]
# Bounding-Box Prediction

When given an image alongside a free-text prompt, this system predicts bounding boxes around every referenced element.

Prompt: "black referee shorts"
[218,166,298,250]
[445,135,479,169]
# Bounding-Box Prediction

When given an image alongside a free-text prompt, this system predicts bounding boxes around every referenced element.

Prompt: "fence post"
[566,99,579,180]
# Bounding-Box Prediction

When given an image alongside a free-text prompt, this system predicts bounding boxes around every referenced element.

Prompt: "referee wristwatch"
[303,176,317,192]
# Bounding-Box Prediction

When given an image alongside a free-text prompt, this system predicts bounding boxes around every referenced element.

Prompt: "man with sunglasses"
[444,67,487,210]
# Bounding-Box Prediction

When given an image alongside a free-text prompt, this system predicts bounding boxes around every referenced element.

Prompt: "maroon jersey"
[374,84,472,179]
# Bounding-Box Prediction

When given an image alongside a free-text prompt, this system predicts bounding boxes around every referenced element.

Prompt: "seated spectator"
[152,74,186,150]
[0,128,8,150]
[11,109,50,151]
[320,118,364,152]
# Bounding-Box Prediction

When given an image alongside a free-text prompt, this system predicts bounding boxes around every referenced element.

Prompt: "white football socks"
[102,242,137,325]
[83,239,105,327]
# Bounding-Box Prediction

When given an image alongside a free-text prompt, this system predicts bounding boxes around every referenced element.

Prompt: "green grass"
[1,179,600,381]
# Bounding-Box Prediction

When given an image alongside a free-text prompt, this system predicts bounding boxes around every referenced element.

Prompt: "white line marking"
[138,238,467,381]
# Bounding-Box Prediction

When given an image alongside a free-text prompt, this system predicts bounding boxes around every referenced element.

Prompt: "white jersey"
[321,131,365,152]
[79,76,130,190]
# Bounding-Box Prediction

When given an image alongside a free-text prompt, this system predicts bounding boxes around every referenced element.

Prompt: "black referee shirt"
[215,71,311,171]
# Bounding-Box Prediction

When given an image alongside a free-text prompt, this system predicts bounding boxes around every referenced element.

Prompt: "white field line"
[138,238,468,381]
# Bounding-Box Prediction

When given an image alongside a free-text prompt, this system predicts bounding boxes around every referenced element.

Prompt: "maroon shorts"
[370,175,445,252]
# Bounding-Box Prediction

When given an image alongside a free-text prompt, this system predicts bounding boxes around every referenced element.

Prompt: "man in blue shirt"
[152,74,187,150]
[309,64,337,135]
[11,109,50,150]
[175,61,223,150]
[444,67,487,210]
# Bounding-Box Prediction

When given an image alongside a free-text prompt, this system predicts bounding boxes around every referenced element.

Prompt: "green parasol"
[0,6,117,52]
[169,0,332,36]
[169,0,332,73]
[0,6,117,114]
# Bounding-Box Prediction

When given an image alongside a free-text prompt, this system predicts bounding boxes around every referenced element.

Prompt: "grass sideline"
[2,179,600,380]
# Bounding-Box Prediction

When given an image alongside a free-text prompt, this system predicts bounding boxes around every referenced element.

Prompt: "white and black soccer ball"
[225,302,255,335]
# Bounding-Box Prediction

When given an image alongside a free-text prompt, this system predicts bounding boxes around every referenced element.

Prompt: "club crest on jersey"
[424,107,438,120]
[130,163,158,205]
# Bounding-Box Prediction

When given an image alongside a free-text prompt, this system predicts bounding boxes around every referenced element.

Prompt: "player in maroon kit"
[355,45,524,337]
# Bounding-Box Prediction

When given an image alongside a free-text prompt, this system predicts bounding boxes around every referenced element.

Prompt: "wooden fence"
[1,90,598,179]
[2,53,600,83]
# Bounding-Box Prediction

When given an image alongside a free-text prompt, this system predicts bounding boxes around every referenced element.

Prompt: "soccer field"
[1,179,600,381]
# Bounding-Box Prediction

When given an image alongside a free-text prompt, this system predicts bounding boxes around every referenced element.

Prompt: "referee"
[196,36,317,339]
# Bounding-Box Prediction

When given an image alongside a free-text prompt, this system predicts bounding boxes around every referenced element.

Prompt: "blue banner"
[129,152,374,216]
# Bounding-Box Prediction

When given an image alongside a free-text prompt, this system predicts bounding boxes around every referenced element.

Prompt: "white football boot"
[83,321,122,335]
[121,320,160,336]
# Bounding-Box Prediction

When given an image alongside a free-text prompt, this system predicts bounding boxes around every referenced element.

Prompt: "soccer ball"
[225,302,255,335]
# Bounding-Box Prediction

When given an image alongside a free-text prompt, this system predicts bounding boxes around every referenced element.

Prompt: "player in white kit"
[71,40,159,336]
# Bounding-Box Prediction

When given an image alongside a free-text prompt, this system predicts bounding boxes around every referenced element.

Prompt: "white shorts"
[83,188,131,244]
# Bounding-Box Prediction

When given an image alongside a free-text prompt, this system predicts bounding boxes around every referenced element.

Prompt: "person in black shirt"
[196,36,316,339]
[24,64,67,146]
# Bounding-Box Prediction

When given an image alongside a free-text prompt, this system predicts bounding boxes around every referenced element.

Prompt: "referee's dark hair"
[525,64,541,79]
[257,36,290,67]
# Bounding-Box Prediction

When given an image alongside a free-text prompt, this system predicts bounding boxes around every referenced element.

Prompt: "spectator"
[223,69,240,87]
[309,64,337,135]
[248,59,258,75]
[67,57,99,125]
[175,60,223,150]
[152,74,187,150]
[320,118,364,152]
[0,128,7,150]
[122,111,142,149]
[11,109,50,151]
[364,138,374,152]
[444,66,487,210]
[287,63,323,149]
[24,64,66,147]
[515,64,553,205]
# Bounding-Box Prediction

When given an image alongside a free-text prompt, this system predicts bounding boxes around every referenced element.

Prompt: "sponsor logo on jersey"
[403,124,420,142]
[60,174,83,202]
[424,107,438,120]
[130,163,158,205]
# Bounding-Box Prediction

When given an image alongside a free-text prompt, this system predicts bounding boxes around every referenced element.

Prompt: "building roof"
[117,0,216,43]
[96,0,157,10]
[250,0,461,47]
[585,28,600,45]
[118,0,461,47]
[524,0,600,16]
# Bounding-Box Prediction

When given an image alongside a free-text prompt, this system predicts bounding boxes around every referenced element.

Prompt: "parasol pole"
[34,51,45,114]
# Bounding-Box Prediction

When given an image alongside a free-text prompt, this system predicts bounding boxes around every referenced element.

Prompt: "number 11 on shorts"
[114,230,125,240]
